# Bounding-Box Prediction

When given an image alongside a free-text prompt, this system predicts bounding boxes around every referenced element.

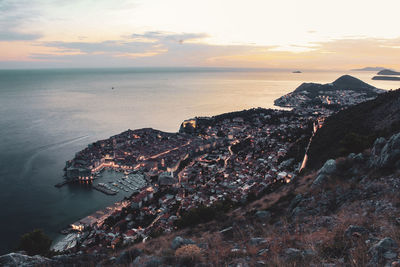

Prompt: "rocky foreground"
[114,132,400,266]
[2,131,400,266]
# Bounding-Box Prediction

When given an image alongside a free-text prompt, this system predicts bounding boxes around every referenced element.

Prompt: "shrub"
[175,198,238,228]
[175,244,202,265]
[17,229,52,256]
[319,229,350,260]
[338,132,373,156]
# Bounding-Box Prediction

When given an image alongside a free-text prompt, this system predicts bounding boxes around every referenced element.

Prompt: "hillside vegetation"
[307,88,400,170]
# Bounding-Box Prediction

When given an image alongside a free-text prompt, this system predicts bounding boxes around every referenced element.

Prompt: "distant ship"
[292,70,302,73]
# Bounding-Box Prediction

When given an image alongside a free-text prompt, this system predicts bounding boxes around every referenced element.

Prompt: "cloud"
[0,0,42,41]
[131,31,209,44]
[0,31,42,41]
[33,31,210,61]
[262,37,400,69]
[41,40,157,54]
[4,31,400,70]
[30,36,276,68]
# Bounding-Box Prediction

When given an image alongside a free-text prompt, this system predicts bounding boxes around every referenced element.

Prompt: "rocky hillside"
[112,133,400,267]
[307,88,400,170]
[4,132,400,266]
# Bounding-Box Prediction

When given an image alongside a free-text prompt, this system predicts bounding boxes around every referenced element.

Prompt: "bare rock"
[0,253,55,267]
[284,248,303,261]
[249,237,267,246]
[255,210,271,220]
[312,159,336,187]
[371,133,400,170]
[368,237,398,266]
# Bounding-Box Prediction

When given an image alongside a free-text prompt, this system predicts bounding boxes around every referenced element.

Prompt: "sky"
[1,0,400,70]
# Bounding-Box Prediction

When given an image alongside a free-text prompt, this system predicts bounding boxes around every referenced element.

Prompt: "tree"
[17,229,52,256]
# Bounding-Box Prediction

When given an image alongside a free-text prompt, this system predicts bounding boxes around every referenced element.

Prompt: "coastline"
[51,74,387,252]
[53,107,311,250]
[3,68,322,254]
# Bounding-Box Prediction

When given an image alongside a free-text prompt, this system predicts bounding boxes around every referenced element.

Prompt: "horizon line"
[0,66,356,72]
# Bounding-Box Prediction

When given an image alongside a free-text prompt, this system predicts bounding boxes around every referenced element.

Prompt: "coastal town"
[53,75,385,253]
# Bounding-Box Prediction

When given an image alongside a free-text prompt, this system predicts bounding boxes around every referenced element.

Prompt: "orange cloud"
[1,36,400,70]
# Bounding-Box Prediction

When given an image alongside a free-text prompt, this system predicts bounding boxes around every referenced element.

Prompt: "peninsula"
[5,76,400,267]
[274,75,384,110]
[50,75,385,253]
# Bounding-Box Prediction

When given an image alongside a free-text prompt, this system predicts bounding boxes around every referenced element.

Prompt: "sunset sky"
[1,0,400,70]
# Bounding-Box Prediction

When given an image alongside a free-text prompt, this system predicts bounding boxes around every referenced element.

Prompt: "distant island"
[292,70,302,73]
[377,69,400,75]
[371,68,400,81]
[372,76,400,81]
[351,66,386,71]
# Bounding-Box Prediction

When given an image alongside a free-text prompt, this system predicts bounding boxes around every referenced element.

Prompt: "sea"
[0,67,398,254]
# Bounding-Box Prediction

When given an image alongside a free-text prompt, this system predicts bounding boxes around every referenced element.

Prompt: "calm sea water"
[0,67,398,253]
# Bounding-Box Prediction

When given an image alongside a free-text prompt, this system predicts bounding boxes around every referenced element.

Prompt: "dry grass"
[245,172,316,214]
[115,167,400,266]
[175,244,203,265]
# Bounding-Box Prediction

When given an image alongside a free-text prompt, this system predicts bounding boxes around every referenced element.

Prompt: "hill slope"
[307,88,400,170]
[274,75,384,109]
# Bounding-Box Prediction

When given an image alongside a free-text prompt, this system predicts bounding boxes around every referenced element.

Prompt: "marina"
[92,171,148,196]
[56,162,149,197]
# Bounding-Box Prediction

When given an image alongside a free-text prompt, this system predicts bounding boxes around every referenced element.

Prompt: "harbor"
[55,156,150,197]
[92,173,148,196]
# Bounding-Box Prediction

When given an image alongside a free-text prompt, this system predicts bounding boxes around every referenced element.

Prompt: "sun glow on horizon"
[1,0,400,69]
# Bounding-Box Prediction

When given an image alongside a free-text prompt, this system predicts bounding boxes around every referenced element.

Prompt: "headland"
[50,75,386,253]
